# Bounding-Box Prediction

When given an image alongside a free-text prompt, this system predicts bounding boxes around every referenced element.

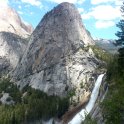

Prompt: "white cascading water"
[68,74,104,124]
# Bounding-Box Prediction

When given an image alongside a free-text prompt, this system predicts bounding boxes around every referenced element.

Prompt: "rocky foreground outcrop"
[12,2,100,99]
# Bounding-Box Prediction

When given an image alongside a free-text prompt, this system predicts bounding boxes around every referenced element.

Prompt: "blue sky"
[0,0,123,39]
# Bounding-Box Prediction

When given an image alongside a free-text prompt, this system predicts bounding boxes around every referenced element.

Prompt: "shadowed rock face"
[0,32,27,76]
[12,2,98,97]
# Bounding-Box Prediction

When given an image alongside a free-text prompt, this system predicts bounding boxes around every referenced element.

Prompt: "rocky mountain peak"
[12,2,98,98]
[35,2,94,45]
[0,5,33,38]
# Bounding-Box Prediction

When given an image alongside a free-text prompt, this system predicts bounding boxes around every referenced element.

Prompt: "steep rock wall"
[12,2,99,98]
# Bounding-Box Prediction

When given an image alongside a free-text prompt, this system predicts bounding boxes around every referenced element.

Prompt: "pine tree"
[116,2,124,45]
[116,1,124,72]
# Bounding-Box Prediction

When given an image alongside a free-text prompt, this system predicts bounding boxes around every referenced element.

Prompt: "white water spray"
[68,74,104,124]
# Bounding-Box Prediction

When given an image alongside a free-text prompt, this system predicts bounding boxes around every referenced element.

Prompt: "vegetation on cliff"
[102,54,124,124]
[102,2,124,124]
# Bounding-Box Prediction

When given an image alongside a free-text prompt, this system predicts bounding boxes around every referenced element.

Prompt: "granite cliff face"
[12,2,99,98]
[0,5,33,76]
[0,5,33,38]
[0,32,27,76]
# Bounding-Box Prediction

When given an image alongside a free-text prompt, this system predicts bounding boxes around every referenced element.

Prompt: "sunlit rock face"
[12,2,99,98]
[0,4,33,38]
[0,4,33,76]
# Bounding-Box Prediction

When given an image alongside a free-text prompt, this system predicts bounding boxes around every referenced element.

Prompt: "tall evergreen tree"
[116,2,124,45]
[116,1,124,72]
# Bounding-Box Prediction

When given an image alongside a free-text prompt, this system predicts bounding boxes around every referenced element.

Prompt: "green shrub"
[0,78,21,103]
[90,45,113,63]
[82,114,97,124]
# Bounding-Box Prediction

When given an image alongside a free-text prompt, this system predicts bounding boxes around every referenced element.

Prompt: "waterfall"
[68,74,104,124]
